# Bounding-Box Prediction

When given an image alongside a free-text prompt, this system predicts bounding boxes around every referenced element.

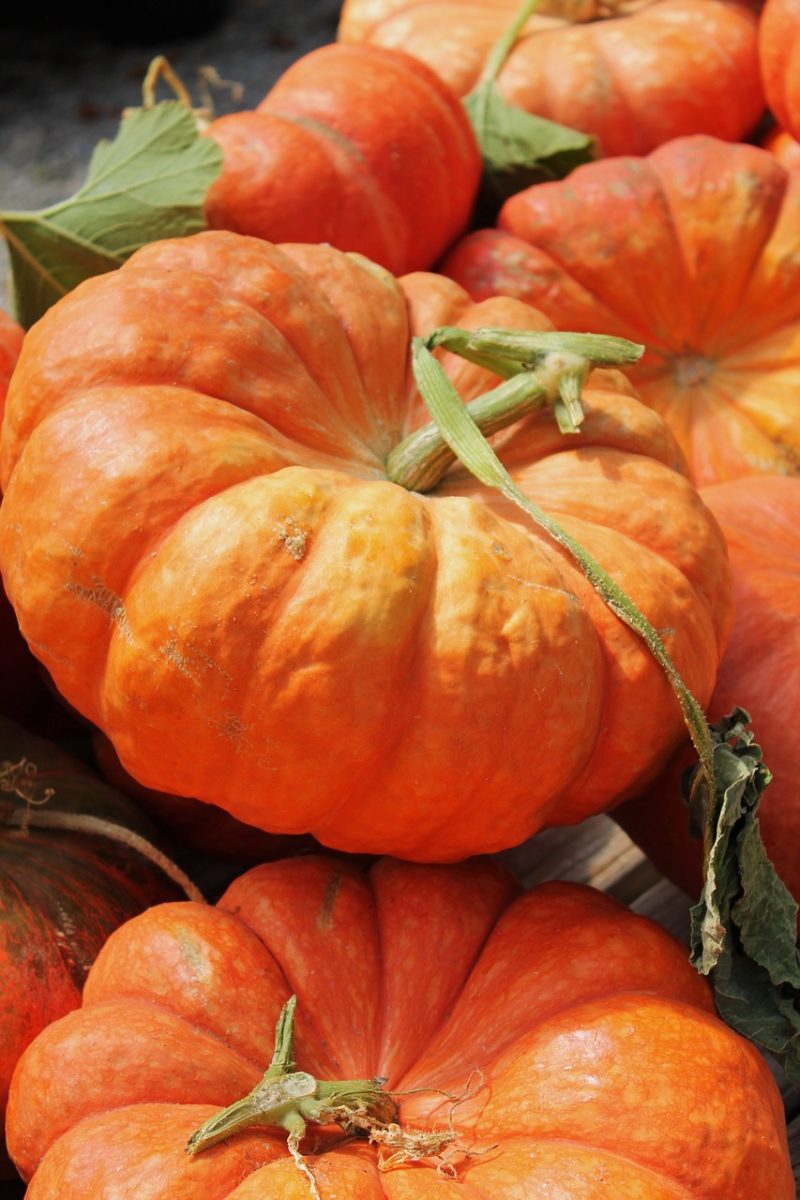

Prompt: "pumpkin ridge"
[464,1134,697,1197]
[369,859,518,1087]
[117,249,389,466]
[649,160,780,355]
[495,219,663,353]
[302,489,438,849]
[84,994,270,1072]
[252,111,406,278]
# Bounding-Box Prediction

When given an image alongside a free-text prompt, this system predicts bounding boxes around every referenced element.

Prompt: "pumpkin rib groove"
[369,861,518,1086]
[85,994,271,1072]
[492,224,658,352]
[123,256,386,466]
[650,163,780,355]
[299,491,439,847]
[254,111,404,275]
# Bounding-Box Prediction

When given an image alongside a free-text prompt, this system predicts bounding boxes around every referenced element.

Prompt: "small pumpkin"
[6,854,794,1197]
[442,134,800,485]
[759,0,800,141]
[338,0,764,157]
[203,43,481,275]
[616,474,800,900]
[0,232,732,860]
[0,717,197,1176]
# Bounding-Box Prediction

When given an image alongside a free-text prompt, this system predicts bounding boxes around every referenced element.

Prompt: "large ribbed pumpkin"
[443,135,800,486]
[616,474,800,900]
[338,0,764,157]
[6,855,794,1197]
[203,43,481,275]
[0,232,731,860]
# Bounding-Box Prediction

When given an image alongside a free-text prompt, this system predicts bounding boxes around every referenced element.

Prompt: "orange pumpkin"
[616,474,800,900]
[6,855,794,1197]
[442,134,800,485]
[338,0,765,157]
[204,43,481,275]
[760,0,800,141]
[0,232,731,860]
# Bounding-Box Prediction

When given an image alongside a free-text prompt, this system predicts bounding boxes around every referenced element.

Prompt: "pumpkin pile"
[0,1,799,1196]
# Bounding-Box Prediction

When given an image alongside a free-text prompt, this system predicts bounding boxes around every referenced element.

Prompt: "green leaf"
[464,82,596,216]
[0,100,223,329]
[689,710,800,1081]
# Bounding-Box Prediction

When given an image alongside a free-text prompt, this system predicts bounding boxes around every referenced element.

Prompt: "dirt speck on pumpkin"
[276,517,308,561]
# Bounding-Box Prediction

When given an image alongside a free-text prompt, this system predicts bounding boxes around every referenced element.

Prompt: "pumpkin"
[761,123,800,170]
[616,474,800,900]
[442,134,800,486]
[338,0,765,158]
[759,0,800,141]
[6,854,794,1197]
[203,43,481,276]
[0,232,732,860]
[0,716,197,1176]
[0,311,23,420]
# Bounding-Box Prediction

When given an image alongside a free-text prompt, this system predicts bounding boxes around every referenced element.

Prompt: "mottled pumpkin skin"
[7,855,793,1198]
[443,135,800,486]
[338,0,764,157]
[204,43,481,275]
[617,475,800,899]
[0,719,184,1174]
[760,0,800,141]
[0,233,731,860]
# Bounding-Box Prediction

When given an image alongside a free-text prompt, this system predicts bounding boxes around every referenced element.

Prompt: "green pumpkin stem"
[186,995,398,1157]
[386,328,642,490]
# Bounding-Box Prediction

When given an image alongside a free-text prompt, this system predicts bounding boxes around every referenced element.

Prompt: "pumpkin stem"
[408,333,716,806]
[386,327,641,491]
[186,995,398,1157]
[476,0,543,89]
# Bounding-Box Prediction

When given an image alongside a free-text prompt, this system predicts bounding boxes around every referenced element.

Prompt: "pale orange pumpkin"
[339,0,765,156]
[443,135,800,485]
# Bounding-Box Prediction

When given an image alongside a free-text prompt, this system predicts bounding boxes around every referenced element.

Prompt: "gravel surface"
[0,0,341,315]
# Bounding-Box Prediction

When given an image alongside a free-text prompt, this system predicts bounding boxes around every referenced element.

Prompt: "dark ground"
[0,0,341,315]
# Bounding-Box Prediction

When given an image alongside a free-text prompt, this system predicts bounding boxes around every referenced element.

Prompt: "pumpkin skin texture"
[760,0,800,141]
[6,855,794,1197]
[203,43,481,275]
[0,718,186,1175]
[338,0,764,158]
[616,474,800,900]
[0,232,732,860]
[442,134,800,487]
